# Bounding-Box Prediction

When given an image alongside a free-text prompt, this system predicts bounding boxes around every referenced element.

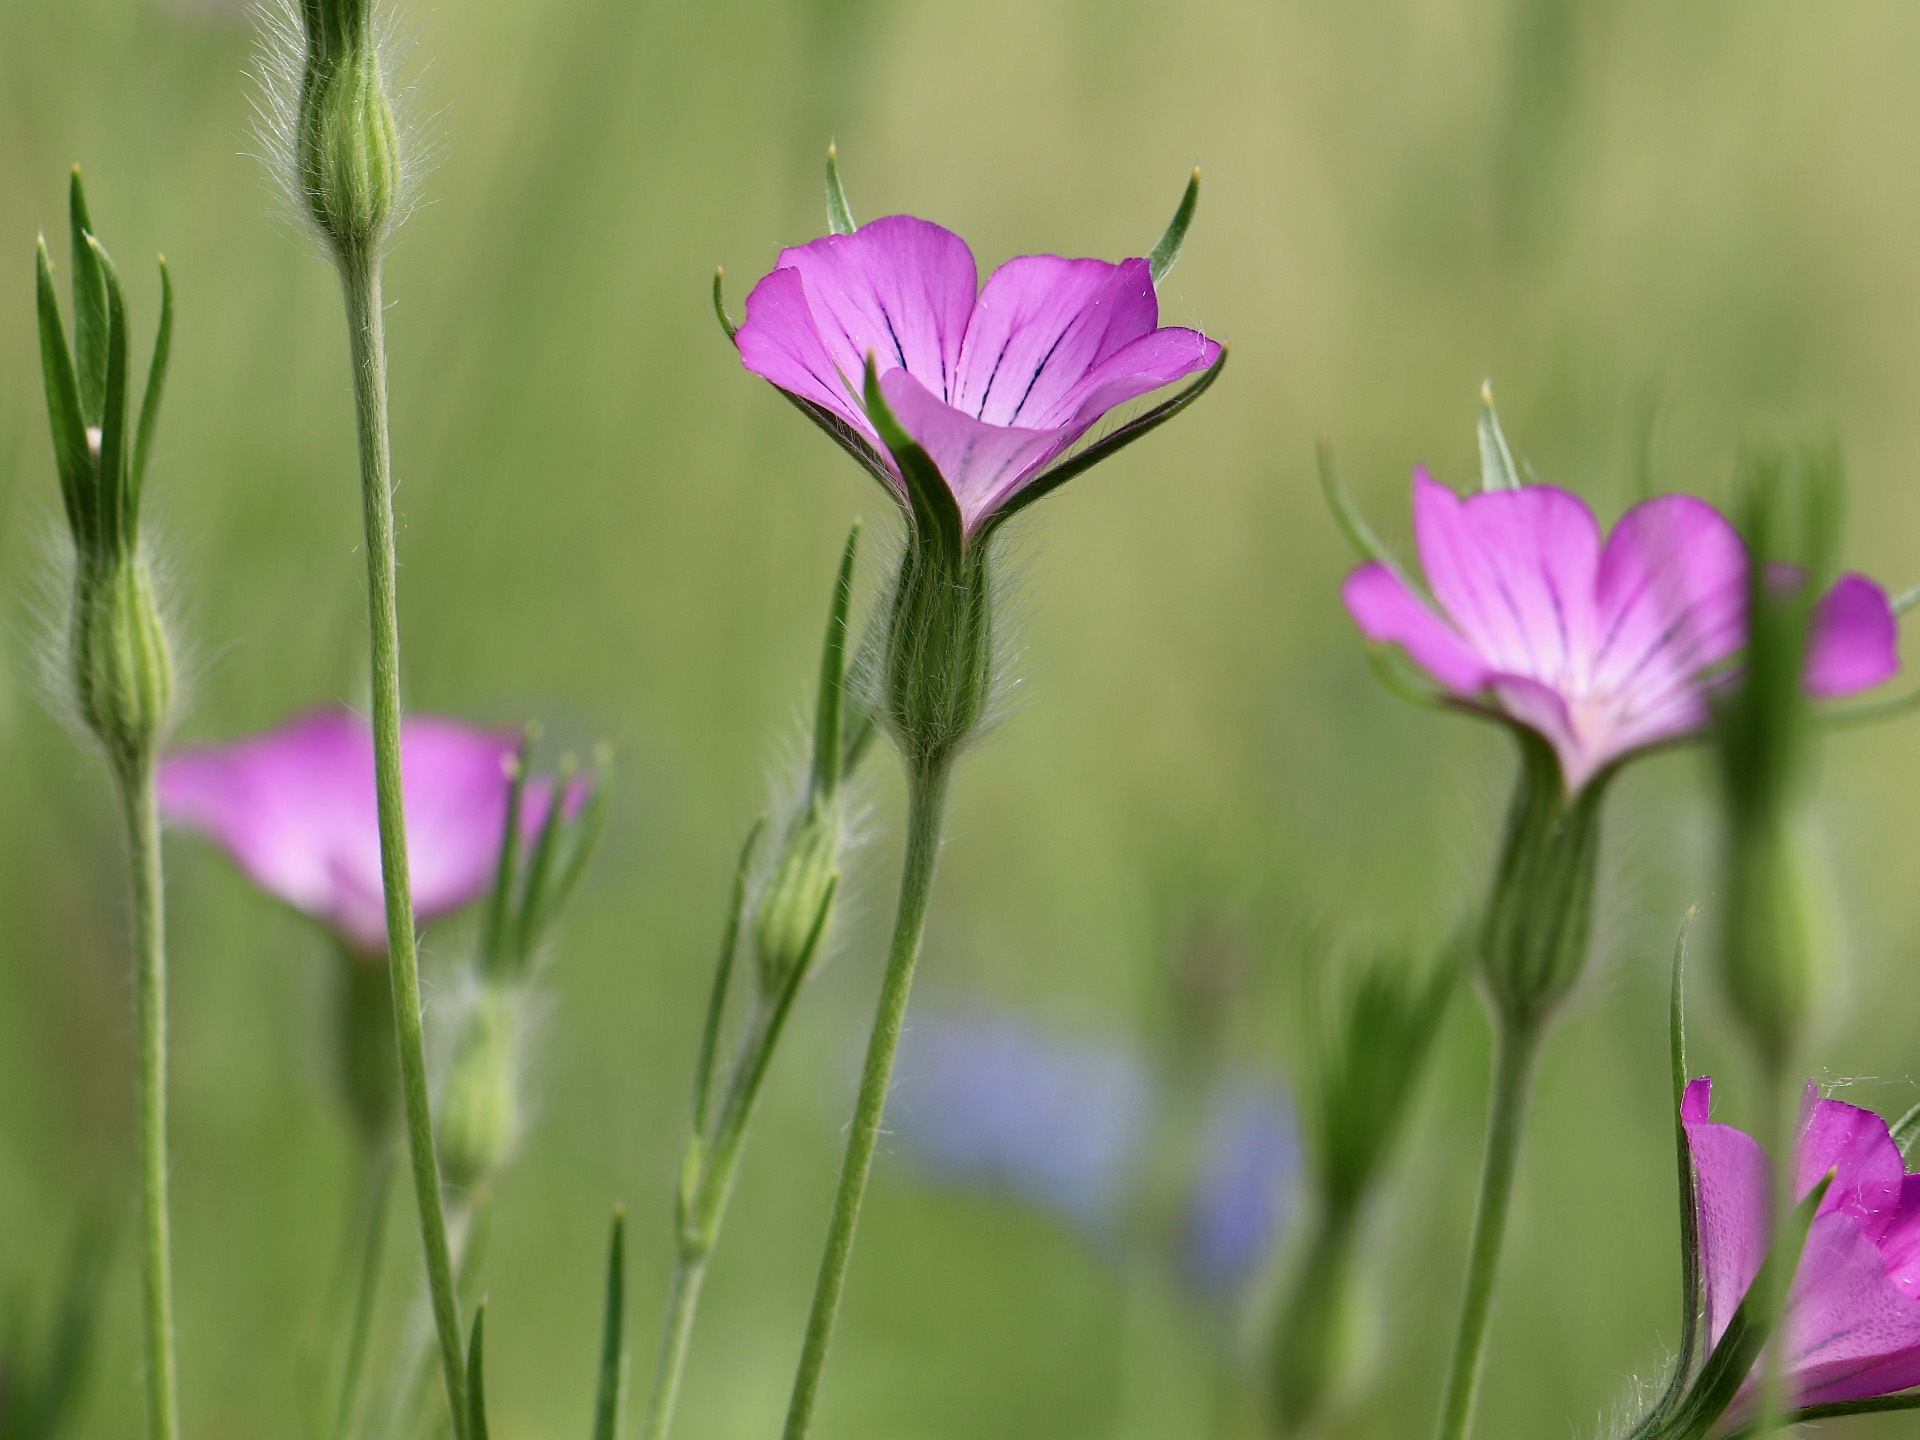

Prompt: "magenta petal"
[953,256,1158,428]
[1797,1093,1907,1242]
[1341,562,1491,693]
[767,215,976,406]
[1805,573,1900,698]
[879,368,1067,535]
[1410,471,1602,682]
[1784,1212,1920,1407]
[1684,1077,1772,1347]
[1054,326,1223,433]
[736,266,874,440]
[1591,494,1746,700]
[159,708,526,953]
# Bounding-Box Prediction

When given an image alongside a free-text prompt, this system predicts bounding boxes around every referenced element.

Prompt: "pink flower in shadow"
[159,707,565,953]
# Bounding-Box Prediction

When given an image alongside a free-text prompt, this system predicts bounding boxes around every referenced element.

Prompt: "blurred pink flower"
[1685,1076,1920,1411]
[1342,473,1898,791]
[159,708,557,953]
[735,214,1222,538]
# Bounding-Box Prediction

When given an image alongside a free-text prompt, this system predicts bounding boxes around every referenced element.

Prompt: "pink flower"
[1342,473,1899,791]
[1685,1076,1920,1411]
[159,708,560,953]
[734,214,1223,540]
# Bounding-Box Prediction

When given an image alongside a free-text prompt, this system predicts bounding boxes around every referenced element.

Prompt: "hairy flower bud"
[881,539,993,771]
[36,172,176,782]
[295,0,399,256]
[70,552,174,784]
[752,798,841,997]
[436,980,523,1194]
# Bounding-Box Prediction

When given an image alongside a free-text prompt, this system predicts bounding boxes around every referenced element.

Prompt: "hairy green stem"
[122,767,180,1440]
[1435,1013,1542,1440]
[780,757,952,1440]
[340,245,470,1440]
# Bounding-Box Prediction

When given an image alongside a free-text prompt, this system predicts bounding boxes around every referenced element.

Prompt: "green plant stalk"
[340,244,470,1440]
[1750,1067,1798,1440]
[639,1249,706,1440]
[1435,1012,1543,1440]
[780,757,953,1440]
[331,1155,393,1440]
[121,765,180,1440]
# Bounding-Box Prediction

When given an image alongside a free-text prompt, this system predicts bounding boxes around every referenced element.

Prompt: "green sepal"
[1819,683,1920,730]
[1363,643,1450,710]
[863,354,963,562]
[690,814,764,1137]
[1147,168,1200,286]
[1890,1098,1920,1163]
[90,236,131,557]
[712,267,738,344]
[988,346,1229,531]
[1318,436,1406,576]
[1891,583,1920,616]
[513,753,576,958]
[1649,1174,1832,1440]
[537,747,610,943]
[1637,912,1703,1437]
[811,520,860,799]
[591,1209,627,1440]
[131,256,172,501]
[825,144,857,236]
[1478,381,1520,491]
[69,168,110,428]
[466,1303,490,1440]
[36,238,93,547]
[1726,1391,1920,1436]
[480,728,536,976]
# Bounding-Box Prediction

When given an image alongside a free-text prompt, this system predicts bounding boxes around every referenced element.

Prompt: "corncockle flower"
[157,707,562,954]
[1684,1077,1920,1416]
[887,1011,1298,1294]
[1342,471,1899,795]
[731,179,1224,767]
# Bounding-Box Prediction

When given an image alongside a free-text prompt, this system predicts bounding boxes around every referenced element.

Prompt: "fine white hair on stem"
[245,0,441,250]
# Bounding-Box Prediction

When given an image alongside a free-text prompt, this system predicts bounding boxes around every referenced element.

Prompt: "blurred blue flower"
[887,1009,1297,1293]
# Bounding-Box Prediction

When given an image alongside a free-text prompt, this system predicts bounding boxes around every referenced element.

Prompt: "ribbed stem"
[780,757,952,1440]
[639,1250,708,1440]
[121,766,180,1440]
[340,243,469,1440]
[1434,1012,1542,1440]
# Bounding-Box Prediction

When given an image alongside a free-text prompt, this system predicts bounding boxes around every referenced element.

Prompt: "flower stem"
[121,764,180,1440]
[1435,1012,1543,1440]
[340,244,470,1440]
[780,756,953,1440]
[1751,1066,1798,1439]
[639,1249,708,1440]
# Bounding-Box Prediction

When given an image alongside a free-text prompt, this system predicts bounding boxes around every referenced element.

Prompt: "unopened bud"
[71,552,174,783]
[437,981,523,1194]
[297,0,400,256]
[751,799,841,996]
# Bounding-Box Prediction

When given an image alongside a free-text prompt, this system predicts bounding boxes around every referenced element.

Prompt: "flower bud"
[36,172,176,783]
[1477,733,1605,1029]
[296,0,400,256]
[751,796,841,997]
[436,980,523,1194]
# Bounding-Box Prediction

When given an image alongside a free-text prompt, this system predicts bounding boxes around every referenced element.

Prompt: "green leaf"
[131,256,172,502]
[825,143,856,236]
[591,1210,627,1440]
[466,1304,490,1440]
[712,267,738,344]
[691,815,763,1137]
[863,354,963,562]
[89,236,131,553]
[1478,381,1520,491]
[69,168,110,428]
[36,238,93,544]
[811,520,860,800]
[989,347,1229,529]
[1147,168,1200,286]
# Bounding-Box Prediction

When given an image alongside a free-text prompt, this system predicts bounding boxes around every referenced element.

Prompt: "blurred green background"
[5,1,1920,1437]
